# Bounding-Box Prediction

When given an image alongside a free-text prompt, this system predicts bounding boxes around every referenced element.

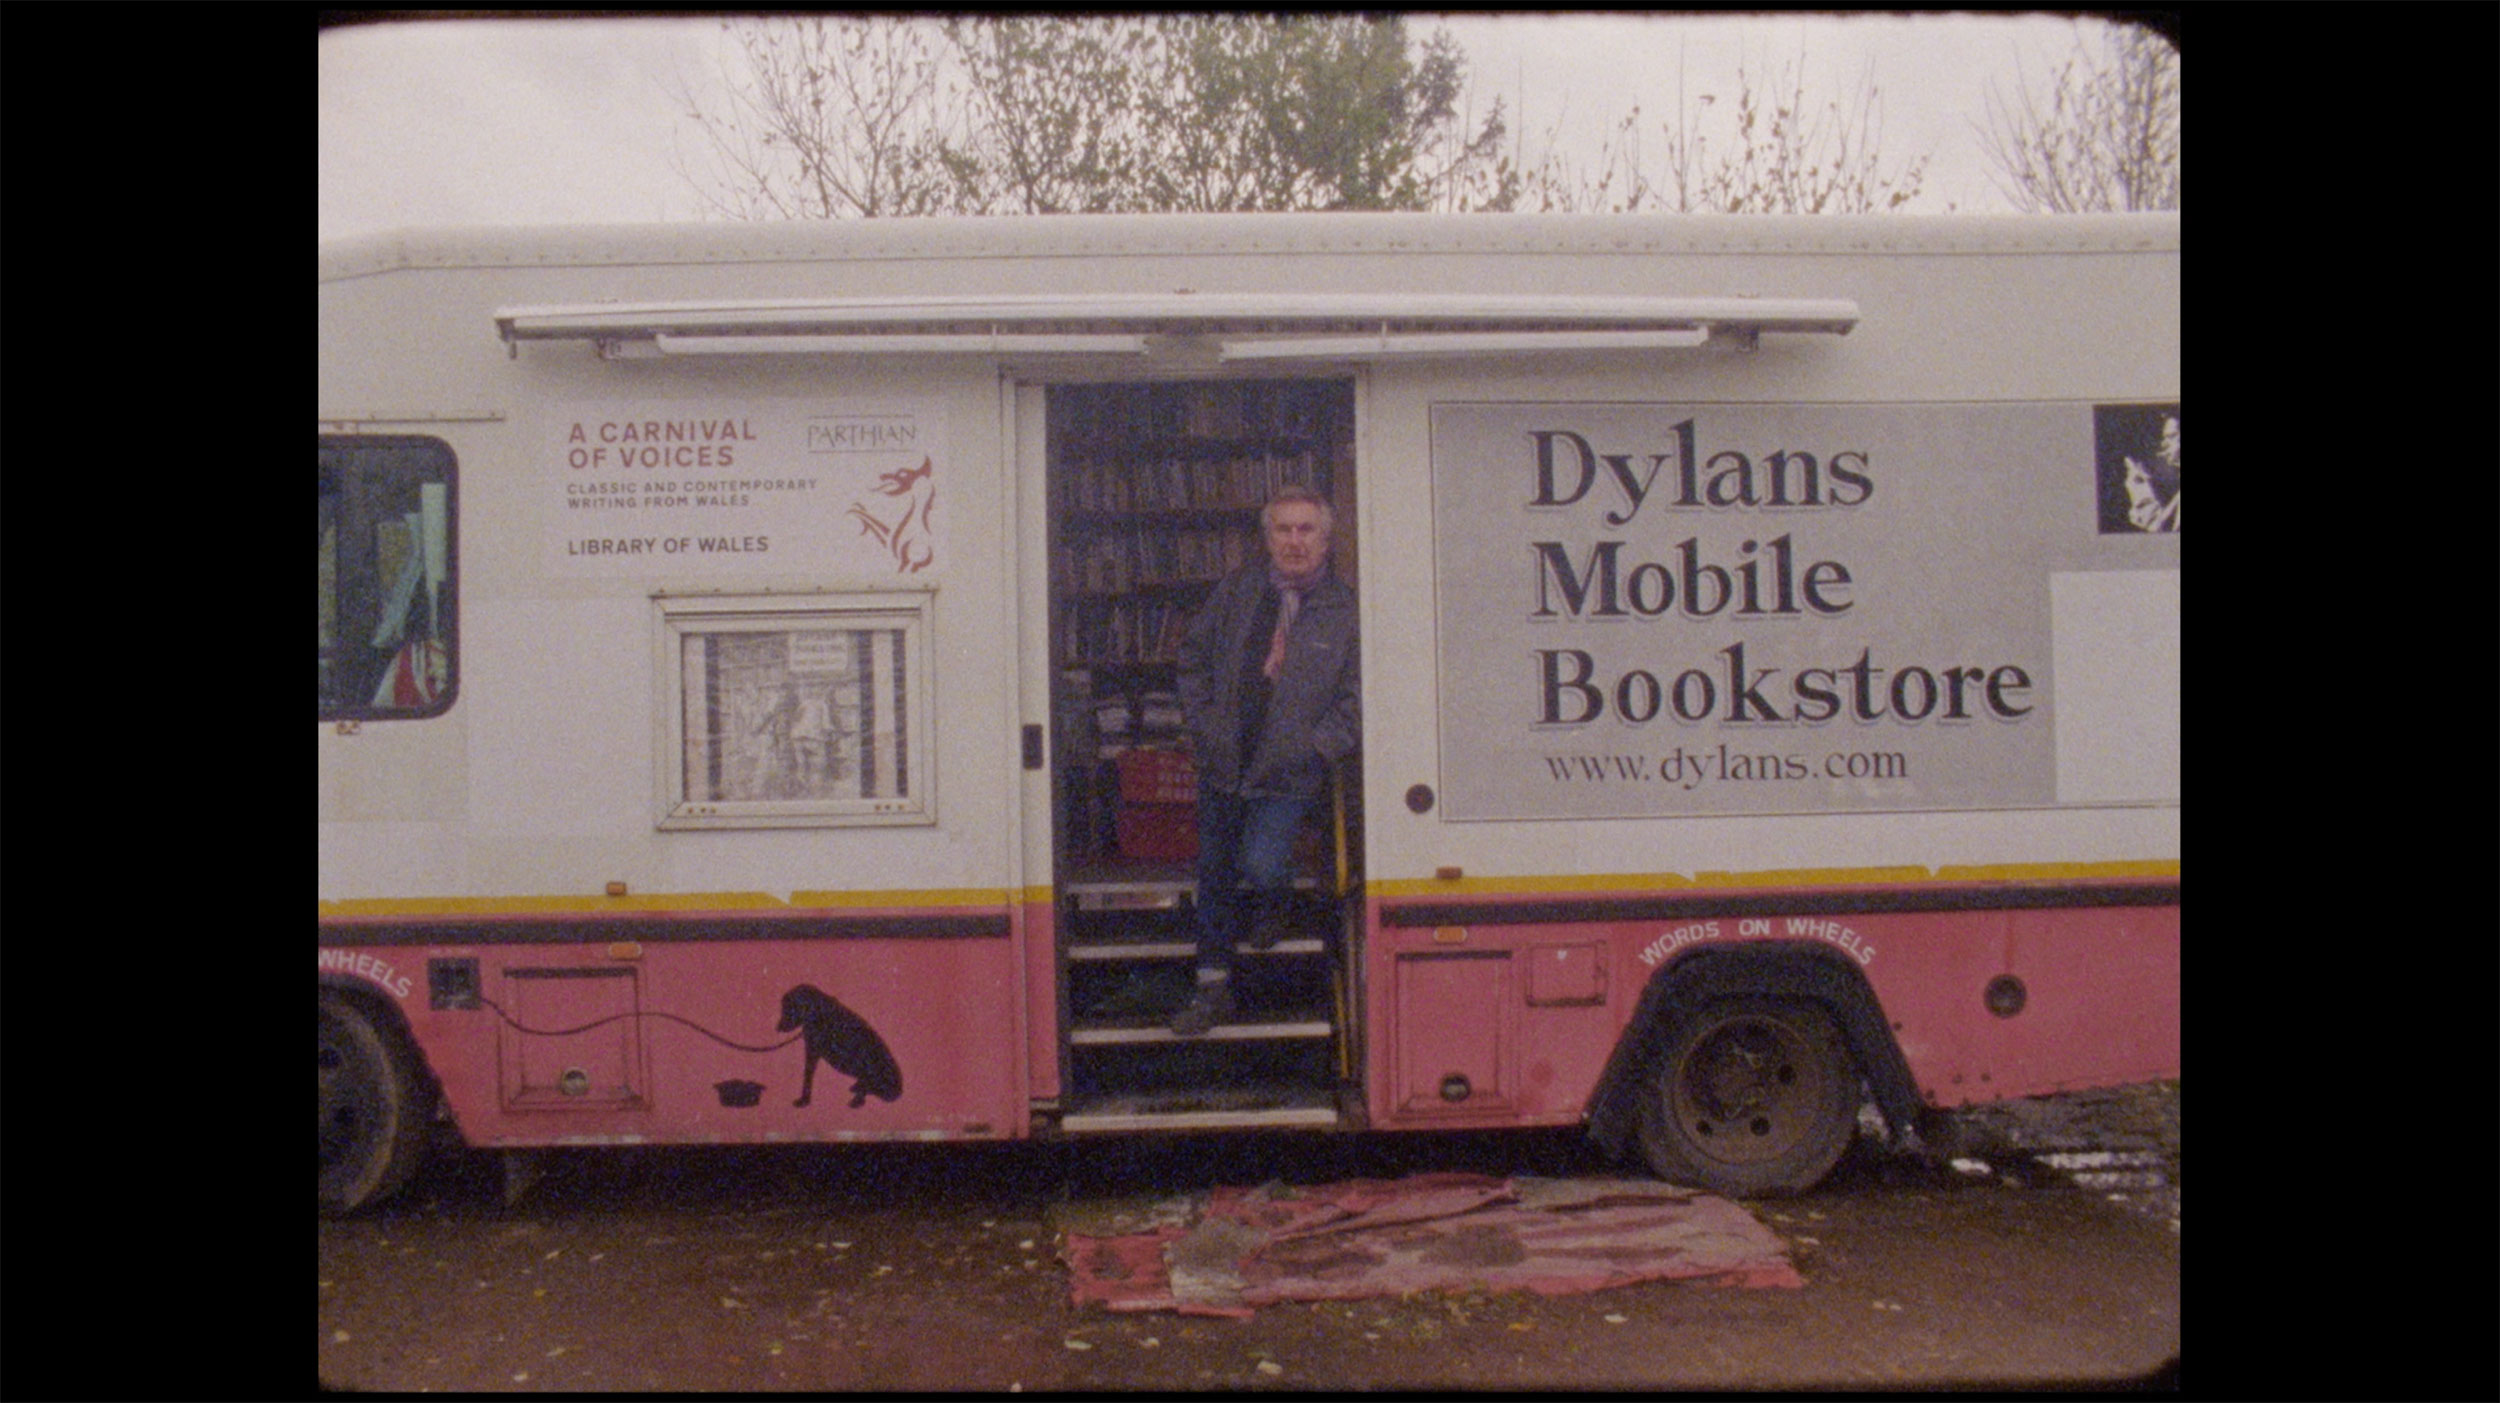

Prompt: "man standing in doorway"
[1171,486,1360,1037]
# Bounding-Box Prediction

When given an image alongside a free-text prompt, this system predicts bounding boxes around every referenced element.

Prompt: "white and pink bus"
[320,212,2179,1213]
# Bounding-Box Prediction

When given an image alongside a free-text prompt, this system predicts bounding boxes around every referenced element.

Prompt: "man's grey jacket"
[1177,566,1360,799]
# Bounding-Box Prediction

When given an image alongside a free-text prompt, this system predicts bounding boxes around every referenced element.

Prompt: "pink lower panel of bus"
[1366,924,1628,1130]
[1023,896,1060,1101]
[363,923,1031,1148]
[1876,901,2181,1107]
[1363,883,2180,1129]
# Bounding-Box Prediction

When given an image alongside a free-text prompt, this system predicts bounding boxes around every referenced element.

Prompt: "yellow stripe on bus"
[1367,859,2176,900]
[320,863,2173,918]
[788,887,1031,909]
[1931,859,2180,883]
[319,888,1044,919]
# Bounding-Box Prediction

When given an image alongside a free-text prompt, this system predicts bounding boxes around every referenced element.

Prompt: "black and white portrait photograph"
[2094,403,2180,534]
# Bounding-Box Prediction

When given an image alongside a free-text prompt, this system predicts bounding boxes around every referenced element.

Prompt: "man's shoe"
[1246,909,1293,951]
[1169,982,1234,1037]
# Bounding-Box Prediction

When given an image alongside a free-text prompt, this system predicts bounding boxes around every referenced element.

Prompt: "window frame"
[320,434,458,723]
[652,590,938,830]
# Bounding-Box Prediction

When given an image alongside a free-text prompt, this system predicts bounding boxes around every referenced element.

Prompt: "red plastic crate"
[1116,747,1197,804]
[1116,801,1198,861]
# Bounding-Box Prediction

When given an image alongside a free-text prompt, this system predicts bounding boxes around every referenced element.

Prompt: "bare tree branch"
[673,15,1514,218]
[1977,21,2178,213]
[1514,56,1926,215]
[671,18,958,220]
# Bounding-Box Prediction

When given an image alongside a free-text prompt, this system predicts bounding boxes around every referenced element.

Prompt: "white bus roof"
[321,211,2179,283]
[325,213,2172,364]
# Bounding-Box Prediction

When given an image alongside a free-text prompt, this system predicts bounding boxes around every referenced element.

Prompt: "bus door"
[1037,378,1362,1132]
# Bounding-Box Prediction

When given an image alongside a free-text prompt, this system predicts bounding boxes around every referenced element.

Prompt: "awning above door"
[492,292,1858,363]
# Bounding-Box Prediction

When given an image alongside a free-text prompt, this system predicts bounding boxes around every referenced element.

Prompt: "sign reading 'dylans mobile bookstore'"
[545,403,946,578]
[1430,401,2179,820]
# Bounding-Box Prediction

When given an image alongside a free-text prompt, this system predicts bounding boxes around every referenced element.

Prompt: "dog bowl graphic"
[714,1079,766,1109]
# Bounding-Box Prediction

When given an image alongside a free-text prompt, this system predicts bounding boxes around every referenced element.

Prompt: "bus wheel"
[1635,997,1857,1198]
[319,992,434,1216]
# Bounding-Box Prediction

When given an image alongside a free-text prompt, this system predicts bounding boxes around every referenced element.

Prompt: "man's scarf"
[1261,563,1323,680]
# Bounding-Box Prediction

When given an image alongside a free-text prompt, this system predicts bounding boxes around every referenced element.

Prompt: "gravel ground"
[1942,1080,2180,1232]
[318,1094,2183,1393]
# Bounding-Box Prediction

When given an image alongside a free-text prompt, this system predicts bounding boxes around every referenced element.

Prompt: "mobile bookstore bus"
[319,213,2179,1213]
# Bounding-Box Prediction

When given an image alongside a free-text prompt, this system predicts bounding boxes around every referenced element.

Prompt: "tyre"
[1634,996,1858,1198]
[319,992,435,1216]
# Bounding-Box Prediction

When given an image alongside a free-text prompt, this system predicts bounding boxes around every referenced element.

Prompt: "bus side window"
[320,435,456,720]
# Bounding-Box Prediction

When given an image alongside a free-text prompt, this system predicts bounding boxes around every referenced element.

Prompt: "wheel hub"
[1674,1018,1821,1164]
[319,1025,367,1164]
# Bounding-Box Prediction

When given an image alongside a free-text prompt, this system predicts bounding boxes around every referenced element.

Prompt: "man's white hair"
[1262,487,1334,533]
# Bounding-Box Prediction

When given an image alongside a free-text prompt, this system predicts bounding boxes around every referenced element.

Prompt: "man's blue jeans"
[1194,789,1311,976]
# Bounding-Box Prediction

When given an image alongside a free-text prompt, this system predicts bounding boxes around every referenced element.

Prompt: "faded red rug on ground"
[1059,1172,1802,1316]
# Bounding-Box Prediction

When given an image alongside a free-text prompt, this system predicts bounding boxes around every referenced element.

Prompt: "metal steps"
[1070,1011,1335,1045]
[1066,936,1324,962]
[1060,1083,1342,1132]
[1058,865,1347,1129]
[1068,868,1324,913]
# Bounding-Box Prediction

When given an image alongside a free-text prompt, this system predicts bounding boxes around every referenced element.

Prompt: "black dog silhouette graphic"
[776,983,904,1109]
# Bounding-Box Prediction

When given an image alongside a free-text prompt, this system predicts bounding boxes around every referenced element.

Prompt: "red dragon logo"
[845,457,936,574]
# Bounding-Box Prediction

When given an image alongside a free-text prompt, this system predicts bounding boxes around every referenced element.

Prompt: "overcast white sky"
[319,13,2123,243]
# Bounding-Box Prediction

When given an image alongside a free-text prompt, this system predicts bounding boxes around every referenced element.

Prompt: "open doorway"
[1044,378,1362,1129]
